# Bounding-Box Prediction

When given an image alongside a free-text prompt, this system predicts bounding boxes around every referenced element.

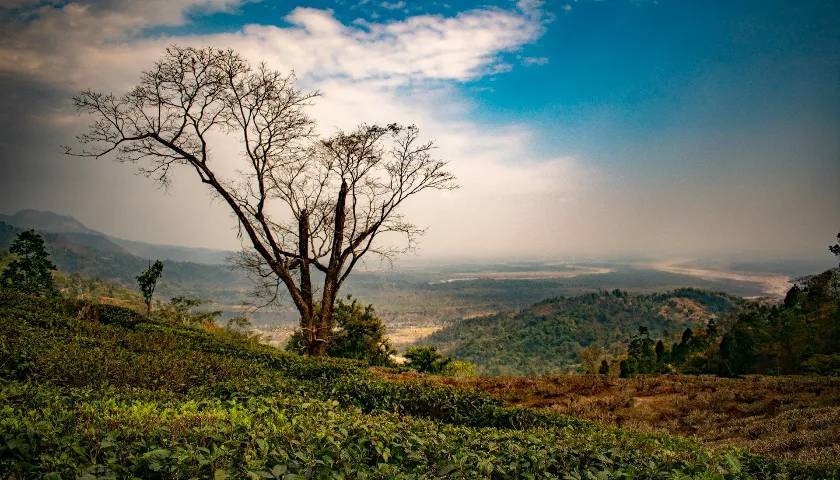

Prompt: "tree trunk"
[312,302,333,356]
[304,180,348,356]
[298,210,318,353]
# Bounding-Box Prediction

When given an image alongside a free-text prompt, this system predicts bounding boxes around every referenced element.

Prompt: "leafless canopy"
[69,46,457,355]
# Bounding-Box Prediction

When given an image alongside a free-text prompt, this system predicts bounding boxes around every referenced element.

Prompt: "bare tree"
[68,46,456,355]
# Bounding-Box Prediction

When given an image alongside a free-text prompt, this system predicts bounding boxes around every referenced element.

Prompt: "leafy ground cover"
[389,373,840,467]
[1,290,835,479]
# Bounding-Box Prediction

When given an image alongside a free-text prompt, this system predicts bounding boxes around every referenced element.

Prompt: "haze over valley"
[1,1,839,477]
[2,208,833,352]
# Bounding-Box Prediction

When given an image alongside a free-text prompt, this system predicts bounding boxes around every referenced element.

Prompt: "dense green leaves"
[0,230,57,296]
[0,290,833,479]
[287,297,396,366]
[626,270,840,377]
[136,259,164,316]
[425,289,739,375]
[404,346,452,374]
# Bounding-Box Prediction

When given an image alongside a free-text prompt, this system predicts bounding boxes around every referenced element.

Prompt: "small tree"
[404,345,451,374]
[578,344,603,374]
[328,297,395,366]
[226,316,252,331]
[783,284,804,308]
[619,359,631,378]
[156,296,222,326]
[655,339,666,363]
[625,326,657,373]
[598,359,610,375]
[136,260,164,317]
[0,230,57,296]
[442,359,477,377]
[830,232,840,297]
[286,297,394,365]
[671,327,694,364]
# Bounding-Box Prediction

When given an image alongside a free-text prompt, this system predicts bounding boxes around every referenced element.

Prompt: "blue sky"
[0,0,838,260]
[169,0,840,153]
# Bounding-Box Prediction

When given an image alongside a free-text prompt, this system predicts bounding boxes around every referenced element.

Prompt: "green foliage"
[0,250,12,273]
[442,359,477,377]
[155,296,222,326]
[328,296,395,366]
[0,290,834,478]
[426,289,740,375]
[53,270,144,307]
[225,315,251,331]
[287,297,395,366]
[136,259,164,315]
[598,359,610,375]
[0,230,57,296]
[620,327,661,377]
[626,269,840,377]
[801,354,840,376]
[404,345,452,374]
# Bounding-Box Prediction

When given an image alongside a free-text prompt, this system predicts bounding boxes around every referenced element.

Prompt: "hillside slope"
[0,209,100,235]
[0,209,234,265]
[424,289,740,375]
[0,290,829,478]
[400,373,840,466]
[0,219,248,303]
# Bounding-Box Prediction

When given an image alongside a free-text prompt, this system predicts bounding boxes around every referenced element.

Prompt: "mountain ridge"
[0,213,249,303]
[422,288,742,375]
[0,209,235,265]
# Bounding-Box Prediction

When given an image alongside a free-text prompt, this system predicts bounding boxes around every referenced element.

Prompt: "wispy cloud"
[0,1,543,87]
[522,56,549,66]
[379,1,406,10]
[0,0,592,258]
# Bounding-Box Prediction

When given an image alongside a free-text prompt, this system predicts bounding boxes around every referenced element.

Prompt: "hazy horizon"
[1,0,838,262]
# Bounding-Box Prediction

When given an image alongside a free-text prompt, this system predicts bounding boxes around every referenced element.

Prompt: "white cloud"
[0,2,542,87]
[522,56,549,65]
[0,0,592,258]
[379,1,406,10]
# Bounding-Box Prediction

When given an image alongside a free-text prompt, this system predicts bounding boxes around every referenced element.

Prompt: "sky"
[0,0,838,262]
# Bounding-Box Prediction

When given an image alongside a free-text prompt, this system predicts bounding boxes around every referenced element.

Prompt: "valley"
[3,209,834,361]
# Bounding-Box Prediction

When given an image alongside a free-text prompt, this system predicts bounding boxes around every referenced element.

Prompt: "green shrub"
[404,345,451,374]
[0,291,835,479]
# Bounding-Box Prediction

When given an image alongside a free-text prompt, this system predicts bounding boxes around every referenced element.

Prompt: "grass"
[1,289,837,479]
[386,373,840,466]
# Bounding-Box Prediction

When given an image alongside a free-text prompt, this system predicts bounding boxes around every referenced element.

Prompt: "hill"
[388,372,840,466]
[0,290,831,478]
[110,236,233,265]
[422,289,741,375]
[0,217,249,304]
[0,209,100,235]
[0,209,234,265]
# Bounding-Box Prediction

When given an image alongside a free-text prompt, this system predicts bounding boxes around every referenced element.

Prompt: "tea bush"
[0,290,835,479]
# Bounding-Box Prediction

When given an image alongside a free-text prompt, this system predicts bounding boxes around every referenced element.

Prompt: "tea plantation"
[0,290,835,479]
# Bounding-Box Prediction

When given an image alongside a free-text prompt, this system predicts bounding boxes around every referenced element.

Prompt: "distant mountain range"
[0,210,234,265]
[0,209,100,236]
[0,210,249,303]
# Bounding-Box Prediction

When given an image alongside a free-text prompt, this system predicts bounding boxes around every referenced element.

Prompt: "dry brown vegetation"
[381,372,840,466]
